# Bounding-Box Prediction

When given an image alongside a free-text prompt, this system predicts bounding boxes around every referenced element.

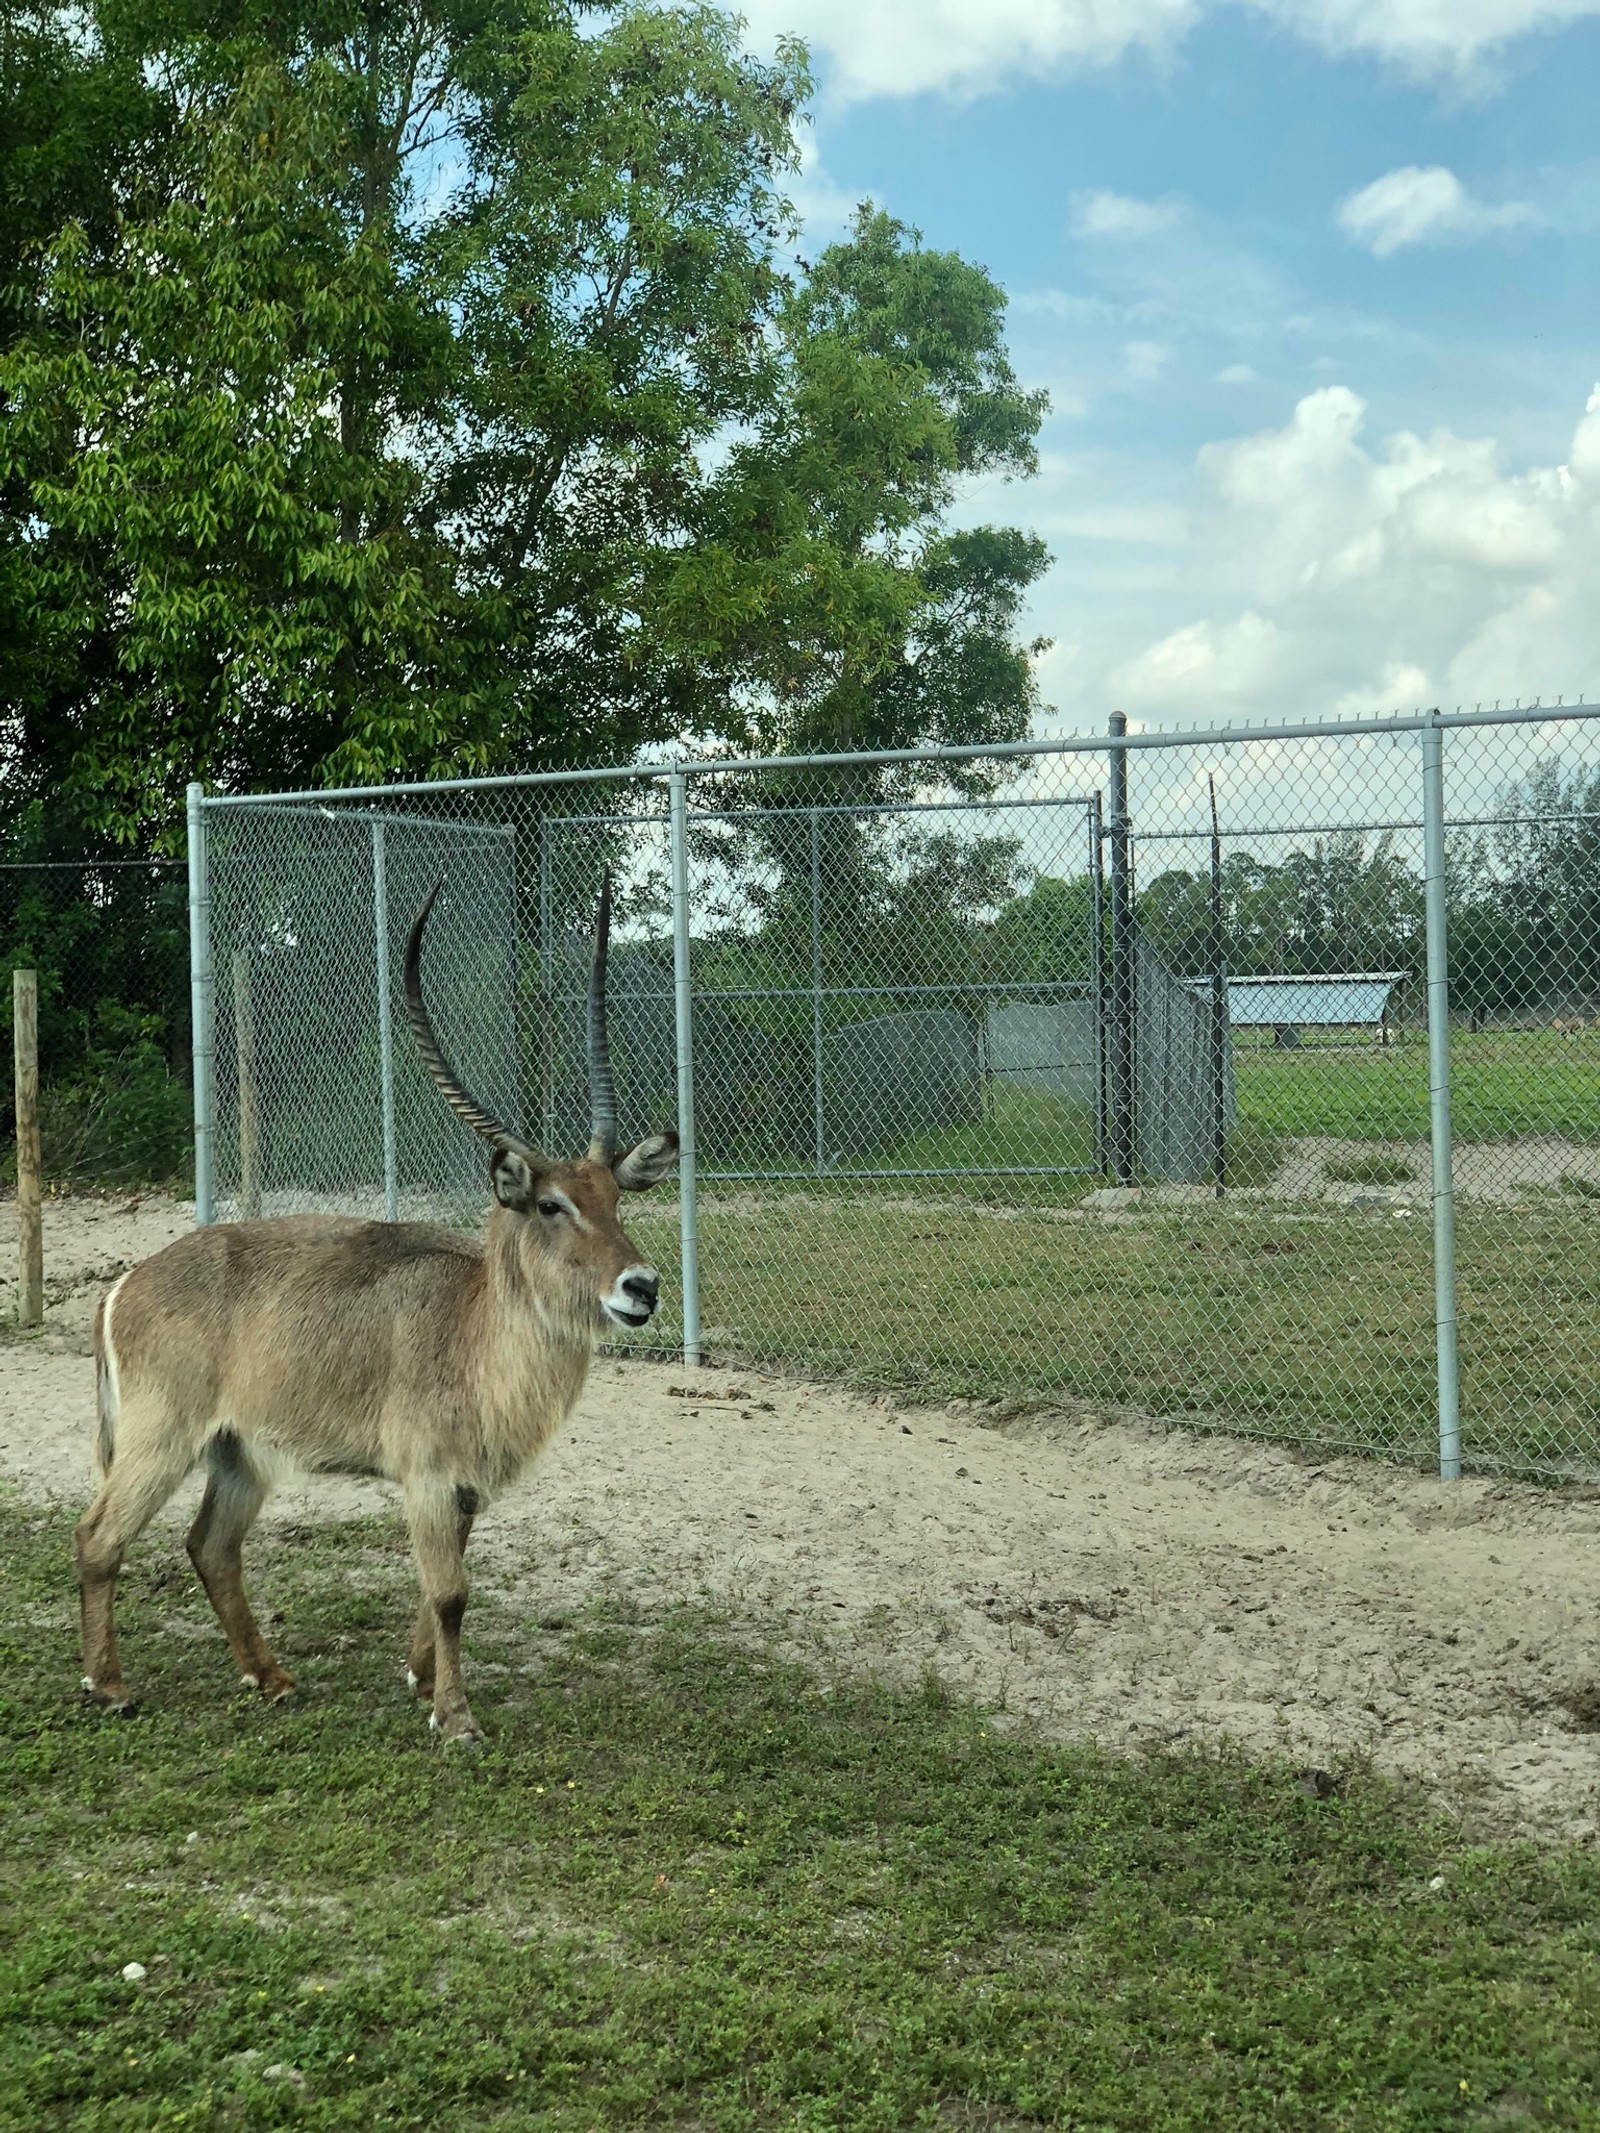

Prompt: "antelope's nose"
[622,1269,660,1317]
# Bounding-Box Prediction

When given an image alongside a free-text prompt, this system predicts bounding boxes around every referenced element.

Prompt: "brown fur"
[74,1145,673,1742]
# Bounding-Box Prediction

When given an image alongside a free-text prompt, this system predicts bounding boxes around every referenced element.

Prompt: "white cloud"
[1124,339,1170,382]
[1336,165,1530,254]
[1104,383,1600,720]
[1113,612,1285,712]
[1332,660,1435,717]
[785,136,863,244]
[738,0,1600,102]
[1215,364,1261,385]
[1246,1,1600,85]
[1056,504,1192,544]
[737,0,1196,104]
[1071,190,1186,239]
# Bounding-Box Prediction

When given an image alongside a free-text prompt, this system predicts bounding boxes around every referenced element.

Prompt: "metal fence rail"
[190,699,1600,1480]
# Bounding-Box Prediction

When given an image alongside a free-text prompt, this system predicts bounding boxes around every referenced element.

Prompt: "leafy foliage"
[1138,834,1425,982]
[1450,757,1600,1019]
[0,808,191,1185]
[1,4,1050,845]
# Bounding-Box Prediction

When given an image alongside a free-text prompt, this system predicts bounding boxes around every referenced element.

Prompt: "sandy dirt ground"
[3,1192,1599,1843]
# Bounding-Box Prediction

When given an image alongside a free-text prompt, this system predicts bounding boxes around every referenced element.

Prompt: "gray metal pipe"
[1089,794,1108,1176]
[1107,717,1135,1187]
[371,820,398,1221]
[669,773,702,1368]
[186,781,217,1226]
[1207,776,1228,1198]
[809,810,826,1178]
[1421,710,1462,1479]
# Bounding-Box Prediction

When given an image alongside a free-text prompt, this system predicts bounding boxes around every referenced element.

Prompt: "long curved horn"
[403,882,517,1148]
[586,870,617,1163]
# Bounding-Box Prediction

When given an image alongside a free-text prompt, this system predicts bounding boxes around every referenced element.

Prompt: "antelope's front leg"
[406,1493,474,1699]
[403,1481,482,1744]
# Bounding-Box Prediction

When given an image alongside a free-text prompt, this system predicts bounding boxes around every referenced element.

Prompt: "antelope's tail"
[94,1276,128,1478]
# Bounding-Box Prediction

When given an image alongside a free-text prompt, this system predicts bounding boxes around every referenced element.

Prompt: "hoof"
[428,1711,485,1748]
[82,1678,138,1717]
[257,1669,298,1704]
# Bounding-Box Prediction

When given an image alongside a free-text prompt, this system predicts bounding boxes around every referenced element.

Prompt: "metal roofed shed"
[1220,973,1404,1048]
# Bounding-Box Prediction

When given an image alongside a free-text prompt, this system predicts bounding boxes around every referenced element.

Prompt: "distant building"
[1203,973,1404,1047]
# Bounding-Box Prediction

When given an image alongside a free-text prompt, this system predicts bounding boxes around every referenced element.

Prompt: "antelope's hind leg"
[75,1417,200,1712]
[187,1431,296,1702]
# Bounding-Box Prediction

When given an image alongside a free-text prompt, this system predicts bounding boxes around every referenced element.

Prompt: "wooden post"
[232,950,262,1220]
[13,969,42,1327]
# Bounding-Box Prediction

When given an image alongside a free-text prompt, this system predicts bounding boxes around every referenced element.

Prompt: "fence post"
[370,819,399,1221]
[1207,775,1228,1198]
[538,817,557,1155]
[13,969,42,1327]
[1107,715,1135,1185]
[1420,708,1462,1480]
[1089,795,1107,1174]
[809,809,826,1176]
[187,781,216,1226]
[669,771,702,1368]
[231,951,263,1220]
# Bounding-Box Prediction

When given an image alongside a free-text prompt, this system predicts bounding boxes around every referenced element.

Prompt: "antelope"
[74,874,677,1744]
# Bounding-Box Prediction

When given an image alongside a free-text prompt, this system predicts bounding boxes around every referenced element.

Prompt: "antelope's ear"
[489,1144,539,1211]
[613,1132,679,1192]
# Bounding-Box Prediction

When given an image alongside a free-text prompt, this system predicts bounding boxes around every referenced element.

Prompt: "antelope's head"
[404,874,678,1335]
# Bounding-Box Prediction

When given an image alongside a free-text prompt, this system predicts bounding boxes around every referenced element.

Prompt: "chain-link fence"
[192,702,1600,1479]
[1,856,192,1191]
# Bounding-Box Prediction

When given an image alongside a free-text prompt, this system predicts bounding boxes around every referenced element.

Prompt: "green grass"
[4,1498,1600,2130]
[912,1033,1600,1181]
[738,1032,1600,1215]
[887,1088,1098,1182]
[619,1200,1600,1474]
[886,1094,1288,1197]
[608,1028,1600,1476]
[1234,1031,1600,1147]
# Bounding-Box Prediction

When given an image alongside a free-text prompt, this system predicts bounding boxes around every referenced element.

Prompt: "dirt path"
[4,1194,1599,1843]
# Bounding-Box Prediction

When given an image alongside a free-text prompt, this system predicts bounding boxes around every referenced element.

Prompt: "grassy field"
[614,1028,1600,1477]
[621,1199,1600,1475]
[732,1031,1600,1209]
[1233,1031,1600,1147]
[4,1499,1600,2131]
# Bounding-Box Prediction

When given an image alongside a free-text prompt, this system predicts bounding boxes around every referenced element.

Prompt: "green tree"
[2,5,808,836]
[1138,837,1423,981]
[1466,756,1600,1016]
[0,4,165,769]
[987,873,1102,986]
[665,206,1048,760]
[1,4,1050,844]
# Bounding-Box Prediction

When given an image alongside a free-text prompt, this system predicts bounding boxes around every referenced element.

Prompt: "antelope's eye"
[537,1197,565,1219]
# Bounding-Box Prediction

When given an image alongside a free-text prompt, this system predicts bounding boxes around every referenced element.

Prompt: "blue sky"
[737,1,1600,733]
